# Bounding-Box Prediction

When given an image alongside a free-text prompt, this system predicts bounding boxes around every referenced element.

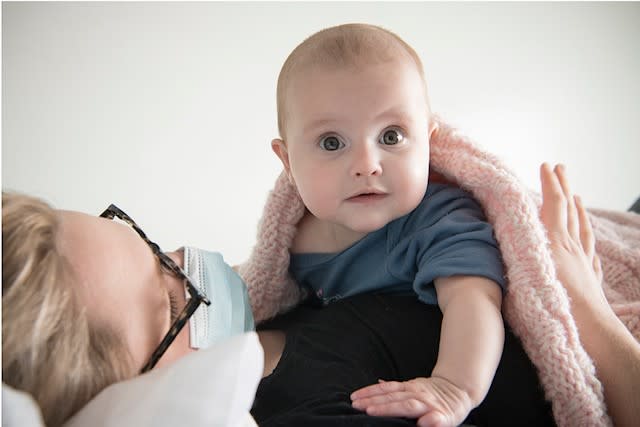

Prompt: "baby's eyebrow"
[302,117,339,135]
[372,106,413,123]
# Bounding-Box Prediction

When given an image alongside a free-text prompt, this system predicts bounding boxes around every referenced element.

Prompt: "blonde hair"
[2,192,134,427]
[276,23,430,139]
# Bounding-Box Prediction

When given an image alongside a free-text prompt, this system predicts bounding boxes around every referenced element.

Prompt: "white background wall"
[3,2,639,265]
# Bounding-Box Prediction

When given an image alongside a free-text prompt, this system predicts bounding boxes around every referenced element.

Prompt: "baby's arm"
[351,276,504,427]
[432,275,504,408]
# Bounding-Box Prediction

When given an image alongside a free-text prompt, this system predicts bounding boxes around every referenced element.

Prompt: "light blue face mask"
[182,246,254,349]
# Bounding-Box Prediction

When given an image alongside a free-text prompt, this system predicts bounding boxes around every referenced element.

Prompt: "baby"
[270,23,506,426]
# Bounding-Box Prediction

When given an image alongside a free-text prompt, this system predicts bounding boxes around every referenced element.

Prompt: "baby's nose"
[350,144,382,177]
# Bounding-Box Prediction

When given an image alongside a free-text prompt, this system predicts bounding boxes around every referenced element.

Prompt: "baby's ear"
[271,138,293,182]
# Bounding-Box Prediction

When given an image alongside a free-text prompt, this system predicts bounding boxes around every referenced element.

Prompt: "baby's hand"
[350,376,473,427]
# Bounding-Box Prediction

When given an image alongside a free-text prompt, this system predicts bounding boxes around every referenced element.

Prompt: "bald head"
[276,23,430,139]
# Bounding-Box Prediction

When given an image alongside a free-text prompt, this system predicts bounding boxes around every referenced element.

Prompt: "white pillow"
[2,383,46,427]
[64,331,263,427]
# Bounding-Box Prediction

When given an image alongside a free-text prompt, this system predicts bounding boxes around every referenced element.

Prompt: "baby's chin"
[343,214,404,234]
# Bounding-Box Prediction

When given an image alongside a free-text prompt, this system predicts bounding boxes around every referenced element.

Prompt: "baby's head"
[276,23,431,139]
[2,193,134,427]
[273,24,436,235]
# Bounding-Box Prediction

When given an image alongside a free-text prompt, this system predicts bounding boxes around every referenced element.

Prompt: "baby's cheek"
[400,166,430,207]
[301,190,330,218]
[299,180,336,219]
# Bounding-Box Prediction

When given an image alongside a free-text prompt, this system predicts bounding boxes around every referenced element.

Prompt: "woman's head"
[2,193,134,426]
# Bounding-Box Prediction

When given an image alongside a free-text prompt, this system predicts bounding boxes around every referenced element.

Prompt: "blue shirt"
[290,183,506,305]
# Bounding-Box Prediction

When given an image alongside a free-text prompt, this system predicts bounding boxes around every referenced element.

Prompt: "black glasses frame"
[100,204,211,373]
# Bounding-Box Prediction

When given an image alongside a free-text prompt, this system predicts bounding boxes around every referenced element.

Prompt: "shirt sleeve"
[387,184,506,304]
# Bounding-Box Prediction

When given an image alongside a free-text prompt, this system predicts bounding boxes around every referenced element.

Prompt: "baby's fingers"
[351,380,402,400]
[355,395,431,419]
[418,411,448,427]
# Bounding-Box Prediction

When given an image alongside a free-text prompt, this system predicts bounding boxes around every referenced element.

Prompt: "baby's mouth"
[347,192,387,203]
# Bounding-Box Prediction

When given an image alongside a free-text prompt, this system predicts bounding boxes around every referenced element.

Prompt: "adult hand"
[540,162,640,427]
[351,376,473,427]
[539,163,610,319]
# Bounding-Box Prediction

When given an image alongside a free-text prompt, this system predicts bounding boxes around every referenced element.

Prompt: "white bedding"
[2,332,263,427]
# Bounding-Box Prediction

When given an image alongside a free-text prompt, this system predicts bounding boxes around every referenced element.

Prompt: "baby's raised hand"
[350,376,473,427]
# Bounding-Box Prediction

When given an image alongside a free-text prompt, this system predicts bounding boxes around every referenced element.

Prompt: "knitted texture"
[237,172,306,322]
[238,117,640,426]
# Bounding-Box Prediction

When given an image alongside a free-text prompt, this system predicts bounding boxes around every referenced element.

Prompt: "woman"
[3,164,639,426]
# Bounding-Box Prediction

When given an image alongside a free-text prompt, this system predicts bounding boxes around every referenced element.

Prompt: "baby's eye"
[319,135,344,151]
[379,129,404,145]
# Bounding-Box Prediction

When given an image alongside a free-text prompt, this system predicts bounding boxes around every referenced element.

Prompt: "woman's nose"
[350,143,382,177]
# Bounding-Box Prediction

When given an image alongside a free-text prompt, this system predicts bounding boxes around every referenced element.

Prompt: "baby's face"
[276,58,432,235]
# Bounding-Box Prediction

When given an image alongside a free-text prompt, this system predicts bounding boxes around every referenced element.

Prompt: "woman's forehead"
[56,208,165,367]
[56,209,153,300]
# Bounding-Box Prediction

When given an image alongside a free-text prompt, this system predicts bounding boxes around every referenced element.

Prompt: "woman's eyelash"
[168,290,179,322]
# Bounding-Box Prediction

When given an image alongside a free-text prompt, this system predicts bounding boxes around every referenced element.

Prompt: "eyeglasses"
[100,204,211,373]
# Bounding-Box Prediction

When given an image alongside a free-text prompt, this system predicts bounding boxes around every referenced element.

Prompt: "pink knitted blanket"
[238,118,640,426]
